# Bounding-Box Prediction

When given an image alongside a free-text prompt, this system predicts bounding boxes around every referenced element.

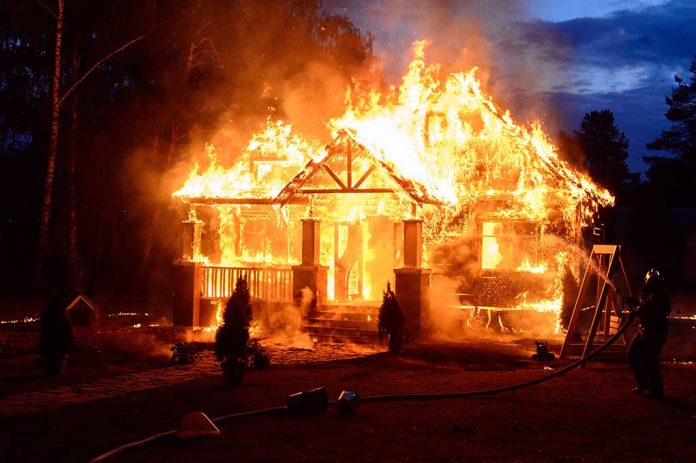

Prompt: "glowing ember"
[0,317,39,325]
[249,320,262,338]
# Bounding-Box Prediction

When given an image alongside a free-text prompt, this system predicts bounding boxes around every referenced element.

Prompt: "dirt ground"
[1,314,695,463]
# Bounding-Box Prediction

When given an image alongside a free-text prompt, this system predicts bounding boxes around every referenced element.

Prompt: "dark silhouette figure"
[378,282,405,353]
[215,277,252,386]
[39,293,73,376]
[627,269,671,398]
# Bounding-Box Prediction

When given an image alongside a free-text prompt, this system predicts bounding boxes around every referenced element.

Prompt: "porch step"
[304,324,380,344]
[308,332,379,344]
[304,305,380,343]
[317,303,380,313]
[307,317,376,329]
[311,310,378,323]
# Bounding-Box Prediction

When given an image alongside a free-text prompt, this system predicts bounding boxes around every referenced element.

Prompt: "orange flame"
[174,119,325,200]
[175,41,614,331]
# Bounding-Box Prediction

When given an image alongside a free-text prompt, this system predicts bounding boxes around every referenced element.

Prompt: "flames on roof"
[174,41,612,231]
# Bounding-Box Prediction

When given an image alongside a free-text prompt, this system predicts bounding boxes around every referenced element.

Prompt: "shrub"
[378,282,405,354]
[215,277,252,385]
[247,339,271,370]
[171,342,201,365]
[39,293,73,376]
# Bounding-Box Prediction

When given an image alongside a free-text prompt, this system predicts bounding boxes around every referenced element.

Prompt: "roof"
[181,119,609,213]
[65,294,98,312]
[274,130,443,206]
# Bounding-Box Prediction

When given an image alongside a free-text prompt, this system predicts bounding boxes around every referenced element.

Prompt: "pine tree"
[645,55,696,206]
[647,56,696,163]
[575,110,631,194]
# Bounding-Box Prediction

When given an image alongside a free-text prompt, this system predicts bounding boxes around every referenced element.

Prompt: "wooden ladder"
[560,244,633,359]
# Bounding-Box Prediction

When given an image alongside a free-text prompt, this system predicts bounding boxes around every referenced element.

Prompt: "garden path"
[0,342,378,417]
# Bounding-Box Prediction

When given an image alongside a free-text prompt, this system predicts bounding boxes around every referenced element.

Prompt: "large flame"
[331,40,613,224]
[174,41,614,334]
[174,119,326,200]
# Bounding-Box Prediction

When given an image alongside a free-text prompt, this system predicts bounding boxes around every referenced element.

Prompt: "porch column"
[172,216,203,327]
[394,219,431,340]
[292,219,328,310]
[172,261,202,327]
[181,212,202,261]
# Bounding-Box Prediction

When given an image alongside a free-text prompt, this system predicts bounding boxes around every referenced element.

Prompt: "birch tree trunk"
[36,0,64,290]
[68,50,81,290]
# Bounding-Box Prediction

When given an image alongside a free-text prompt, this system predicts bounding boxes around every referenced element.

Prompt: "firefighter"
[627,269,671,398]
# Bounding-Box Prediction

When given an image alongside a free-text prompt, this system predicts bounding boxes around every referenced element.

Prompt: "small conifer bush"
[378,282,405,354]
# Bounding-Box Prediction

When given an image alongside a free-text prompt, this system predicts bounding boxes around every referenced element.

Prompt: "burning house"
[171,43,613,338]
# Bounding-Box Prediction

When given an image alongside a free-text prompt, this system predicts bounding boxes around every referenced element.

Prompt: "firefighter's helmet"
[644,268,662,286]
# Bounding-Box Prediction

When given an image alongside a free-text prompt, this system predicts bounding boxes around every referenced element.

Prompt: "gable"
[274,130,443,207]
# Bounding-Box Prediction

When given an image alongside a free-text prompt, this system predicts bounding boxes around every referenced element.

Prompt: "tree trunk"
[136,125,179,290]
[68,51,81,291]
[36,0,64,291]
[135,134,162,287]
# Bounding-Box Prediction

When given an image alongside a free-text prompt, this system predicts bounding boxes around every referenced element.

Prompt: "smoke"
[253,287,315,349]
[425,275,562,340]
[97,325,175,360]
[168,0,572,175]
[279,61,355,142]
[115,1,378,304]
[326,0,573,131]
[190,288,316,348]
[423,275,466,340]
[423,231,592,341]
[165,1,376,171]
[335,1,524,72]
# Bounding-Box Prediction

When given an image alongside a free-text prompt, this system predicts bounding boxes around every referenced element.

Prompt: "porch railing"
[201,266,293,302]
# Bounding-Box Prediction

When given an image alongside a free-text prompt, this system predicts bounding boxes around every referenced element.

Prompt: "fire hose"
[89,406,287,463]
[89,315,636,462]
[359,315,635,403]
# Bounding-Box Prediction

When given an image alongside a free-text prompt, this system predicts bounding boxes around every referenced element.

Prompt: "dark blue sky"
[324,0,696,173]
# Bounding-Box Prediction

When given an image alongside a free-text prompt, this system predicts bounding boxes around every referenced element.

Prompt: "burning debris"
[171,41,614,337]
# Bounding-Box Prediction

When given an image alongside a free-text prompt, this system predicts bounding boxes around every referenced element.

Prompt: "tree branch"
[58,31,151,108]
[35,0,57,19]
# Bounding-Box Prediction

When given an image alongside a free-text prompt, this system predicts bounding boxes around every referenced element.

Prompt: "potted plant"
[215,277,252,386]
[39,293,73,376]
[378,282,405,354]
